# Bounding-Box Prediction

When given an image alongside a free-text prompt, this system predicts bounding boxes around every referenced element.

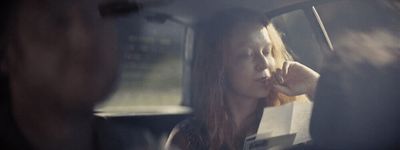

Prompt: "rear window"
[97,14,186,112]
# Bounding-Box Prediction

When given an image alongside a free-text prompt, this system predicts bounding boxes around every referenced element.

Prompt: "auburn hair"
[189,9,299,149]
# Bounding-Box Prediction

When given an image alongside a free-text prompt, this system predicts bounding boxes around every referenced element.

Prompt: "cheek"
[228,59,254,79]
[226,62,254,89]
[267,55,277,71]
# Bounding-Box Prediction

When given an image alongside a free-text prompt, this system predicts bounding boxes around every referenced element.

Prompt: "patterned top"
[171,118,211,150]
[170,117,258,150]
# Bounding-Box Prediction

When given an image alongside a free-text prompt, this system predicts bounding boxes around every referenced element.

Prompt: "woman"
[166,9,319,150]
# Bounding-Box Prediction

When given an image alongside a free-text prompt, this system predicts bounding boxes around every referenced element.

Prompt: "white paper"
[248,100,313,149]
[291,101,313,144]
[256,102,294,139]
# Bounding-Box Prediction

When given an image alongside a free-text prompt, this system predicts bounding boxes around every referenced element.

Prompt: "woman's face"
[224,24,276,99]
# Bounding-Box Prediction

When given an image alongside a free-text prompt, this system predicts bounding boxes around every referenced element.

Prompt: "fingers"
[275,69,284,84]
[274,61,320,97]
[273,61,301,96]
[282,61,290,76]
[273,68,291,95]
[273,84,294,96]
[274,61,291,85]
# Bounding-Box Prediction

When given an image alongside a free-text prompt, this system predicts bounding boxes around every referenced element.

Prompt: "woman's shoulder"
[175,118,205,133]
[165,117,209,150]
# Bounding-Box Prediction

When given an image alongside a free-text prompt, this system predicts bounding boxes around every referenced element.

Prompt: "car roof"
[143,0,326,25]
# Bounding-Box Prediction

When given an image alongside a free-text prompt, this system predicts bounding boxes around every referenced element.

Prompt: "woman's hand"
[272,61,320,98]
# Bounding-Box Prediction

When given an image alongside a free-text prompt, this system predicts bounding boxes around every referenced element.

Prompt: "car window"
[315,0,400,67]
[96,0,331,114]
[96,14,187,113]
[271,9,325,71]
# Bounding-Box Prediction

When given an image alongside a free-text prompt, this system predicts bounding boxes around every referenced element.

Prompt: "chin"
[251,90,271,99]
[255,86,272,97]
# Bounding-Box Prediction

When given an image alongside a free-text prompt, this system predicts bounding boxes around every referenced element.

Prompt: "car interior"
[93,0,400,149]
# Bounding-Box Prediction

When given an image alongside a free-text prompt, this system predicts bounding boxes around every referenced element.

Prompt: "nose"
[255,54,269,72]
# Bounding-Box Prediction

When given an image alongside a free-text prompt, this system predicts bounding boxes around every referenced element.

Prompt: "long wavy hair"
[190,9,298,149]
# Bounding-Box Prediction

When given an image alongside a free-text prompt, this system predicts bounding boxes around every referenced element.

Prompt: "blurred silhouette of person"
[0,0,122,150]
[308,50,400,149]
[166,9,319,150]
[298,1,400,149]
[285,52,399,150]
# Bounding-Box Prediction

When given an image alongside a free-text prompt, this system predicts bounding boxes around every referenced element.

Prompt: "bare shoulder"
[165,118,208,150]
[165,125,191,150]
